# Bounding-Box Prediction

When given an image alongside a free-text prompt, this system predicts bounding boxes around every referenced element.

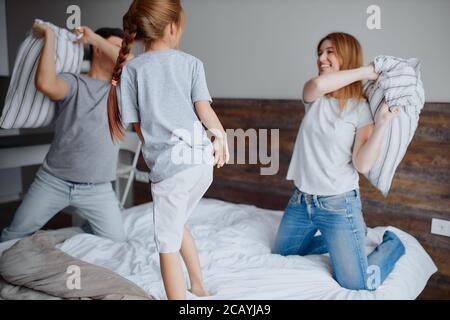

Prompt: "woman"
[274,32,405,291]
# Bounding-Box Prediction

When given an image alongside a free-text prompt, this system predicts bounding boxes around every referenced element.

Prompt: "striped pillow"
[364,56,425,197]
[0,20,83,129]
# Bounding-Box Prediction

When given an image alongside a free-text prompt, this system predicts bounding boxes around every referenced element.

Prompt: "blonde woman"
[275,32,405,291]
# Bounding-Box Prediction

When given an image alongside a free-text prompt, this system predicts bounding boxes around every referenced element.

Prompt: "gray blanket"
[0,228,153,300]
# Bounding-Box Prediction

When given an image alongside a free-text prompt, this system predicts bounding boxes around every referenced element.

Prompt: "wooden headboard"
[134,99,450,299]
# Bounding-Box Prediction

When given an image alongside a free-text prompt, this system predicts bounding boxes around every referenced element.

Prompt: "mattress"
[0,198,437,300]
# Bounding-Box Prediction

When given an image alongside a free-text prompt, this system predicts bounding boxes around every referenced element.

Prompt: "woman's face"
[317,39,341,75]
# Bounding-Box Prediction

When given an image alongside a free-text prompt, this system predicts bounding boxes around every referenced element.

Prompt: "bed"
[0,197,437,300]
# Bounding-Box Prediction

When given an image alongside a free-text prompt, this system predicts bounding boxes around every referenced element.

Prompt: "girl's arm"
[194,101,230,168]
[303,65,378,103]
[33,22,69,100]
[352,104,401,174]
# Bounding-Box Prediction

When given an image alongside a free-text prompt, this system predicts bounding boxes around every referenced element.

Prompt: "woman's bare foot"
[189,283,210,297]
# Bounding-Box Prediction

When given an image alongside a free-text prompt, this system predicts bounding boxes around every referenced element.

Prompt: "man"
[1,23,127,242]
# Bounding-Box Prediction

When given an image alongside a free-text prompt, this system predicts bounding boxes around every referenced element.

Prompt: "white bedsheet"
[0,198,437,300]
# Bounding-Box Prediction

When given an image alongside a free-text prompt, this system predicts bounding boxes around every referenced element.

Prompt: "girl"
[275,32,406,291]
[107,0,229,300]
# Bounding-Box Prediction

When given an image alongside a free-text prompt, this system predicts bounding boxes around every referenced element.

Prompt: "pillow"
[0,19,83,129]
[364,56,425,197]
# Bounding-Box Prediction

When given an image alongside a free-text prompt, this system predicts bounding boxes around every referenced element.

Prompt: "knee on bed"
[273,240,296,256]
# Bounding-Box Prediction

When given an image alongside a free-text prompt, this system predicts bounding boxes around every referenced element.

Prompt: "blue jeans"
[274,188,405,291]
[1,168,126,242]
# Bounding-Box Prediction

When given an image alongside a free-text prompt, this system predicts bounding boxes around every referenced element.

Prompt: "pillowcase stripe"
[0,20,83,129]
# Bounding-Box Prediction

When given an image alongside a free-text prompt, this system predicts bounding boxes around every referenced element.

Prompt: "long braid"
[107,30,136,142]
[108,0,184,142]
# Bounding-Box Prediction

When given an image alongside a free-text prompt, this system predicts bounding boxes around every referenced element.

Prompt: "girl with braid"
[107,0,229,300]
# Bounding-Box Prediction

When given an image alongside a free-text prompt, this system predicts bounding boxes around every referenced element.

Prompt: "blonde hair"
[108,0,184,142]
[318,32,366,109]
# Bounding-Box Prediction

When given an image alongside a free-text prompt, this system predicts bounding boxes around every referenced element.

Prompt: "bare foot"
[189,283,210,297]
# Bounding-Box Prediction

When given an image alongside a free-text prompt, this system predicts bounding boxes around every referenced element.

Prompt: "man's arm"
[75,26,134,62]
[33,22,69,101]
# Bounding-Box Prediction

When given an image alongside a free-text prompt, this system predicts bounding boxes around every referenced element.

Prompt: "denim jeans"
[1,168,126,242]
[274,188,405,291]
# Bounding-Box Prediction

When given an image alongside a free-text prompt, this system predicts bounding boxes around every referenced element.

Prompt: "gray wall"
[0,0,8,76]
[5,0,132,70]
[180,0,450,102]
[4,0,449,102]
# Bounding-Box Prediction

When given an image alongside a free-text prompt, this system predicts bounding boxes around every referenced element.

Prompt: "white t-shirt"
[287,97,374,195]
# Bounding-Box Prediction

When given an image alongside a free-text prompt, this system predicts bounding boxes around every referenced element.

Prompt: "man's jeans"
[1,168,126,242]
[274,188,405,290]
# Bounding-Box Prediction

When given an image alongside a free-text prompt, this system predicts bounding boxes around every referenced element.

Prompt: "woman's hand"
[365,63,380,81]
[212,136,230,169]
[32,21,52,39]
[353,103,400,174]
[374,103,401,129]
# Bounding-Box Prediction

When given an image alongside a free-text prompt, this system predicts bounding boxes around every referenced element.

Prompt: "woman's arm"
[352,104,401,174]
[194,101,230,168]
[303,65,378,103]
[33,23,69,100]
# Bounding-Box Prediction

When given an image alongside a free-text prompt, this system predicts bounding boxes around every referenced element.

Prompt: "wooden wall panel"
[134,99,450,299]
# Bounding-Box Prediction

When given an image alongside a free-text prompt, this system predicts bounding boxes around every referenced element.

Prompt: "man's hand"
[32,21,52,39]
[73,26,95,44]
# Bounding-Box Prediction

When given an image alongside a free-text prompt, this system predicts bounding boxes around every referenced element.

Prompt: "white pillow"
[0,20,83,129]
[364,56,425,196]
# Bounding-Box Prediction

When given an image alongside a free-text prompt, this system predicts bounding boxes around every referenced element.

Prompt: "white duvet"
[0,198,437,300]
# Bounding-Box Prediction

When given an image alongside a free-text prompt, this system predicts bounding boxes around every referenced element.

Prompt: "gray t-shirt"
[287,97,374,195]
[42,73,119,183]
[119,49,213,183]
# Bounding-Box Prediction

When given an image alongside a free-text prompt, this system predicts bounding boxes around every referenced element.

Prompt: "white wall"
[0,0,8,76]
[5,0,132,69]
[180,0,450,102]
[5,0,448,102]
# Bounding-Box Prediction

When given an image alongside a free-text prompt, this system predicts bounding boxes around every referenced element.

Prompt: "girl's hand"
[374,103,401,129]
[32,21,52,38]
[365,63,380,81]
[212,136,230,169]
[73,26,96,44]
